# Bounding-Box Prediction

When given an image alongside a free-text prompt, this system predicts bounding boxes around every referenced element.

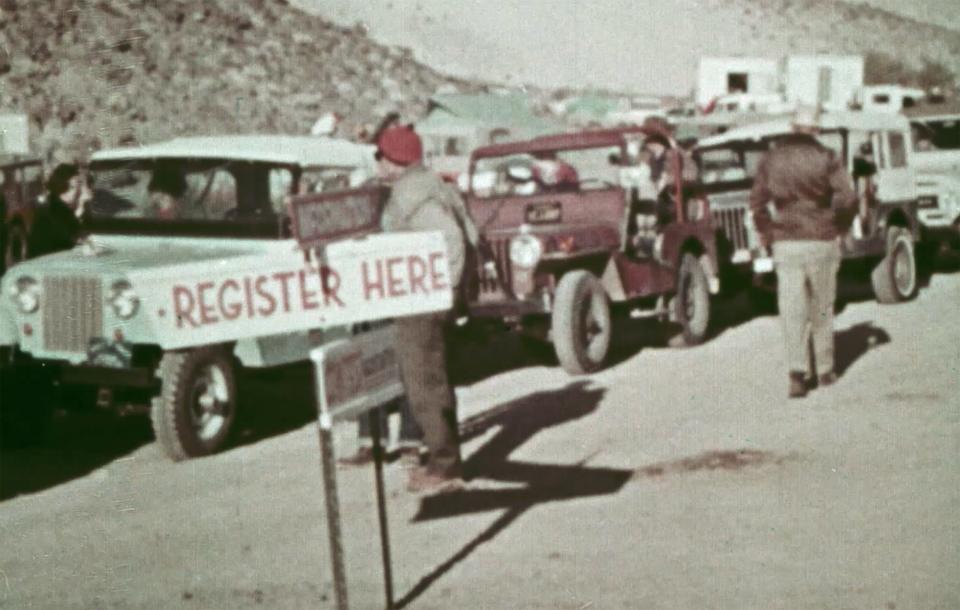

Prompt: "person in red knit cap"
[375,120,478,492]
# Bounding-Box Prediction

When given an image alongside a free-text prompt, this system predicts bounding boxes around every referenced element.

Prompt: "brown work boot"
[337,446,375,467]
[818,372,837,387]
[406,466,464,494]
[788,371,808,399]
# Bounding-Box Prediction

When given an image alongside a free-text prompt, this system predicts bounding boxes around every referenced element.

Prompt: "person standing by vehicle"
[749,105,858,398]
[375,121,477,492]
[27,163,92,258]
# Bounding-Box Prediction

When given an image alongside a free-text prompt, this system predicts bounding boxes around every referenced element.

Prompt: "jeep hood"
[4,235,297,279]
[913,150,960,176]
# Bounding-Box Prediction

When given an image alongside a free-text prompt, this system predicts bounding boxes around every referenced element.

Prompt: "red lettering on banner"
[218,279,242,320]
[197,281,218,324]
[172,285,198,329]
[298,269,319,310]
[273,271,295,313]
[408,255,428,294]
[386,257,406,297]
[429,252,449,290]
[242,277,255,319]
[255,275,276,316]
[321,266,344,307]
[362,261,384,301]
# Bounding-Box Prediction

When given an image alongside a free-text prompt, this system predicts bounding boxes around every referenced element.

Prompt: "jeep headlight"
[9,276,40,314]
[108,280,139,319]
[509,233,543,269]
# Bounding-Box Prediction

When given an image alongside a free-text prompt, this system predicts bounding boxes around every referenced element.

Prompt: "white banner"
[128,232,452,350]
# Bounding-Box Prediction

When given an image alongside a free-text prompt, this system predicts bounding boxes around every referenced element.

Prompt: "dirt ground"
[1,265,959,609]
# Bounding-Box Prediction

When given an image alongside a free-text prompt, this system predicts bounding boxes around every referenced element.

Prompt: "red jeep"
[464,125,720,374]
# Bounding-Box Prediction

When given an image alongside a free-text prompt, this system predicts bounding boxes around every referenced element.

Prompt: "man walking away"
[374,121,478,492]
[749,105,858,398]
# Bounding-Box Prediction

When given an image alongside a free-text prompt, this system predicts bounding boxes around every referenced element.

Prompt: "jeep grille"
[42,276,103,353]
[714,206,753,253]
[478,237,511,297]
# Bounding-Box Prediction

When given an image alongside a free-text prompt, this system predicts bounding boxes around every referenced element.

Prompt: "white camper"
[784,55,864,111]
[696,57,779,109]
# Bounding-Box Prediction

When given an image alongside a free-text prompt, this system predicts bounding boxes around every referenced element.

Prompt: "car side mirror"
[853,157,876,179]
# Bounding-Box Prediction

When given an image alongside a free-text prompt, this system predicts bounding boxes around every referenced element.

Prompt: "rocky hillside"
[0,0,487,162]
[297,0,960,95]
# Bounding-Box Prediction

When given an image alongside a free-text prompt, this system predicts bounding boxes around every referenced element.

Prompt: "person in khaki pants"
[374,121,478,491]
[749,106,858,398]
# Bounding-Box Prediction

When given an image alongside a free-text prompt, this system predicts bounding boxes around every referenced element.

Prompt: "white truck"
[0,136,452,459]
[693,111,921,304]
[905,102,960,250]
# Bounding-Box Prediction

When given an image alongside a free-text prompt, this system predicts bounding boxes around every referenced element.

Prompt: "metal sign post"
[289,186,453,610]
[310,327,407,610]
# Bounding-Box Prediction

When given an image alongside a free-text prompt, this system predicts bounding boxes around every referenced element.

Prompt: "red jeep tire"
[150,346,237,461]
[674,254,711,346]
[551,270,612,375]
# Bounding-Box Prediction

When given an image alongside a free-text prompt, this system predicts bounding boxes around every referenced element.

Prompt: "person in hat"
[375,121,478,492]
[749,105,859,398]
[27,163,93,259]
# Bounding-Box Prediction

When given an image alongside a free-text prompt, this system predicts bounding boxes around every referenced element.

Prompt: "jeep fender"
[0,304,17,348]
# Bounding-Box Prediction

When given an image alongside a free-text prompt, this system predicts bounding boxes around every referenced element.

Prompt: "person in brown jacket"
[375,122,478,491]
[749,105,858,398]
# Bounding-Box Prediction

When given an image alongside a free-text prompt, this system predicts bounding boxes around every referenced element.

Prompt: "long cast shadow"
[395,381,632,608]
[834,321,890,377]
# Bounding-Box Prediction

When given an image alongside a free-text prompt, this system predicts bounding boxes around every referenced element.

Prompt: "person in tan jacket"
[375,122,477,491]
[749,105,858,398]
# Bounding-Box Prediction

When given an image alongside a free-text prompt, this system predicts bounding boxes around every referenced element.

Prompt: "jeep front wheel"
[871,227,917,304]
[150,346,237,461]
[551,270,612,375]
[674,253,711,346]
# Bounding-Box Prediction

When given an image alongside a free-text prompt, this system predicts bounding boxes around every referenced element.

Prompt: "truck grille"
[42,276,103,353]
[714,207,753,252]
[478,238,511,295]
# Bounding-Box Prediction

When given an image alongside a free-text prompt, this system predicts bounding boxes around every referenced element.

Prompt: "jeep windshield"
[471,145,622,198]
[911,118,960,151]
[87,159,356,238]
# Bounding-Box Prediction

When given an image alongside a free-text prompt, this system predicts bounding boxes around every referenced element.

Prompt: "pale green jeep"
[1,135,389,459]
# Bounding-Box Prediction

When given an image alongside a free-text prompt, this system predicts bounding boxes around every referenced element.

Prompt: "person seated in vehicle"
[147,168,188,220]
[27,163,93,258]
[531,151,579,192]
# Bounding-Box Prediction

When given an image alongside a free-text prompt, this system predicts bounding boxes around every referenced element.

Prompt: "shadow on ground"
[0,363,322,502]
[397,381,795,609]
[834,321,890,377]
[395,380,624,608]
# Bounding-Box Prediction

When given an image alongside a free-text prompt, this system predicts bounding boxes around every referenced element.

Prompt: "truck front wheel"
[150,346,237,461]
[551,270,612,375]
[871,227,917,304]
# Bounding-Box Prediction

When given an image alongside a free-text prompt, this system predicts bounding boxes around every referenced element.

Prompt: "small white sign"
[310,325,405,422]
[127,232,453,350]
